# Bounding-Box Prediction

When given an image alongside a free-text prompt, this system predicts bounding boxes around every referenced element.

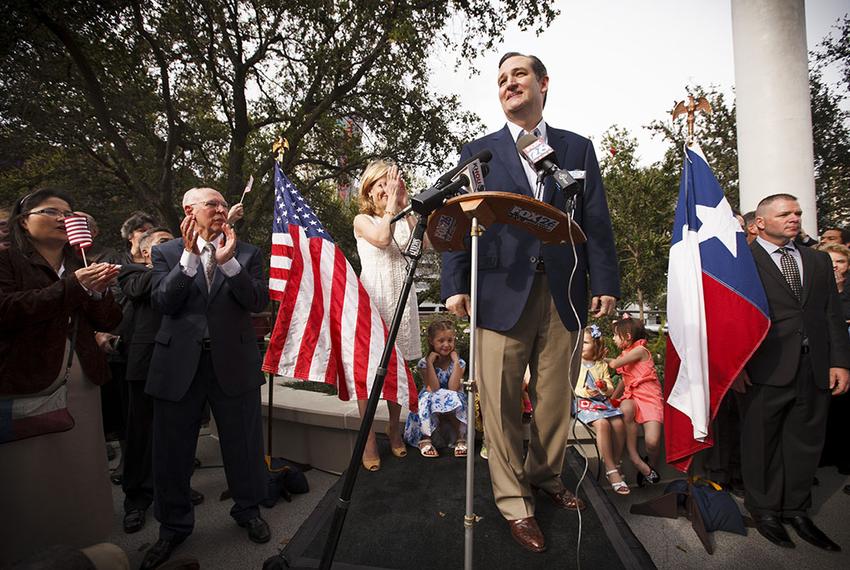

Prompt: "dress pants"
[702,393,742,486]
[123,380,154,511]
[477,273,580,520]
[152,350,266,539]
[738,353,831,517]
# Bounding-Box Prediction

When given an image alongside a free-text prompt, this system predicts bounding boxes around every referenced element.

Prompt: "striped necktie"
[204,243,216,291]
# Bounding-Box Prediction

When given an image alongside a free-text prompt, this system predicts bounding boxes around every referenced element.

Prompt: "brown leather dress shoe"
[536,486,586,511]
[508,516,546,553]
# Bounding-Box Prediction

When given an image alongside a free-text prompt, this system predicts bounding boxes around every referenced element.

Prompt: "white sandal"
[606,468,631,495]
[419,439,438,458]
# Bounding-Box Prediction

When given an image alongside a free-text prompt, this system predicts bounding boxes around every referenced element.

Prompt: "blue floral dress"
[403,358,468,446]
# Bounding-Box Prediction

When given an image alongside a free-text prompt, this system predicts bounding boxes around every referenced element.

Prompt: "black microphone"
[390,162,491,223]
[516,133,579,195]
[435,149,493,187]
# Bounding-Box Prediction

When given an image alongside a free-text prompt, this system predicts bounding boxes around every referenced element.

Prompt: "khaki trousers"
[476,274,581,520]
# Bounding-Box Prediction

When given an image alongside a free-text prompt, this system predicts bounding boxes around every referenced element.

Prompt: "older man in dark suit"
[736,193,850,551]
[140,187,270,569]
[441,52,620,553]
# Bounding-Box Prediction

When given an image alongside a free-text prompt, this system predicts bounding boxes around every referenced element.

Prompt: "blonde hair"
[818,242,850,260]
[357,160,394,215]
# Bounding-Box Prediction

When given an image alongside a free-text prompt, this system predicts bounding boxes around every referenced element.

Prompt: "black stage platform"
[279,443,654,569]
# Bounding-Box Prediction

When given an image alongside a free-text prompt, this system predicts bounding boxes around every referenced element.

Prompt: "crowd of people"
[1,50,849,569]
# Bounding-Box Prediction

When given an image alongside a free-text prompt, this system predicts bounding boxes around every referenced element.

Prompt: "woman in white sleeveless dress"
[354,160,422,471]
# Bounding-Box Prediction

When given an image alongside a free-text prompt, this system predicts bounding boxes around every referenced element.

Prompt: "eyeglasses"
[27,208,75,218]
[191,200,229,211]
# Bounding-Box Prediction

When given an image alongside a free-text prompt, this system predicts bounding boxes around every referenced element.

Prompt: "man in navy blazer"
[140,187,270,569]
[441,53,620,553]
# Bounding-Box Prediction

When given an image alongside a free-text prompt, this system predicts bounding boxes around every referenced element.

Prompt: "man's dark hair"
[821,226,850,244]
[498,52,548,107]
[138,226,173,253]
[120,211,158,241]
[9,188,76,251]
[743,210,756,226]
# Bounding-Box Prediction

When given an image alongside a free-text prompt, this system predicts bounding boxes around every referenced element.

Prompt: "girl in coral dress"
[608,315,663,486]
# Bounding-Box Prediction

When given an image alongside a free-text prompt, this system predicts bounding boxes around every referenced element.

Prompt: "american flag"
[262,164,417,411]
[63,216,92,249]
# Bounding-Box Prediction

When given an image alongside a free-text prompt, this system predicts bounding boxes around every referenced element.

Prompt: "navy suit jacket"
[146,238,269,401]
[746,241,850,389]
[441,124,620,331]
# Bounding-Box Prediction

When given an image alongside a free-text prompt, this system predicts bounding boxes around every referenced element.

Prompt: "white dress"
[355,215,422,361]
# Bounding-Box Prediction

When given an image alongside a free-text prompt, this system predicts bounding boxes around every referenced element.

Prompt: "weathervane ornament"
[272,136,289,162]
[672,95,712,144]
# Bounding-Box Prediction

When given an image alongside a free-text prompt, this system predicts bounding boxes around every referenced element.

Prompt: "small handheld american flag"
[64,215,93,265]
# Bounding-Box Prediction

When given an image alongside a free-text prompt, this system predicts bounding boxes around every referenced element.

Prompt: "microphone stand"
[319,213,428,570]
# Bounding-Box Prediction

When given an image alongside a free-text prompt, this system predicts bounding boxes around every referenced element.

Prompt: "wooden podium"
[426,191,586,251]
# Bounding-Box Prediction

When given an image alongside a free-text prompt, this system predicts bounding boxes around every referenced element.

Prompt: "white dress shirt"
[506,118,548,201]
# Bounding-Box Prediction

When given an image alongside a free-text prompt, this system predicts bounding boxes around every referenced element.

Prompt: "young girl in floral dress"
[404,320,468,457]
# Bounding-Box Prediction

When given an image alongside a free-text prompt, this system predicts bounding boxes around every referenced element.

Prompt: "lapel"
[541,127,570,205]
[750,240,798,302]
[492,125,533,196]
[798,244,814,306]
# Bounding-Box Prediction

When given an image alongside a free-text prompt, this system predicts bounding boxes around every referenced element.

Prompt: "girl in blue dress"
[404,320,468,457]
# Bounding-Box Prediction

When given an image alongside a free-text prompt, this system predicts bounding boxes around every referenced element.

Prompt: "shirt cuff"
[180,249,200,277]
[219,257,242,277]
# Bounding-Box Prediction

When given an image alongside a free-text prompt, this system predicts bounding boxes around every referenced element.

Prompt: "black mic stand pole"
[319,213,429,570]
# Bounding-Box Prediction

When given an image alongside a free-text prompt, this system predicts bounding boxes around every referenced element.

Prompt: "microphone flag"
[664,145,769,472]
[263,164,417,411]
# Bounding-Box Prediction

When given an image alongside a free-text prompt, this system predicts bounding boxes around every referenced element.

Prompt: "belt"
[200,338,213,351]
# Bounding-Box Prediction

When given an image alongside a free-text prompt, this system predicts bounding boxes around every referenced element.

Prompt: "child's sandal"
[454,440,468,458]
[419,439,438,458]
[605,468,630,495]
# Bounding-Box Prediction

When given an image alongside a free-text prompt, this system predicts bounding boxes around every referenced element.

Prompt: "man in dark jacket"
[737,194,850,551]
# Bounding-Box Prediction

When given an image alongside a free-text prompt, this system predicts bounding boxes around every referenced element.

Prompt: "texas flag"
[664,146,769,472]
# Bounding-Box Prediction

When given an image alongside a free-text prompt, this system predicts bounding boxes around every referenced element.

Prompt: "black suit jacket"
[746,241,850,388]
[118,263,161,383]
[440,125,620,331]
[145,238,270,401]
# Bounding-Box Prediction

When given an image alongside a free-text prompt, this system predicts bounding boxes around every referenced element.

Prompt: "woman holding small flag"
[0,189,122,564]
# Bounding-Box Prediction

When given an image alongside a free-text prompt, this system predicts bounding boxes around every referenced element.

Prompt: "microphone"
[435,149,493,188]
[390,161,491,223]
[516,133,579,195]
[452,158,487,194]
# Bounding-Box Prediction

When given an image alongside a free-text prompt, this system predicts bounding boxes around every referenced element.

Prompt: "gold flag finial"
[272,136,289,162]
[671,95,712,144]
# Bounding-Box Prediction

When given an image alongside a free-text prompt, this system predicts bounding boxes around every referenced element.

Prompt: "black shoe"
[123,507,146,534]
[782,515,841,552]
[110,471,123,486]
[636,464,660,487]
[190,488,204,506]
[843,484,850,496]
[238,516,271,544]
[753,515,794,548]
[140,536,186,570]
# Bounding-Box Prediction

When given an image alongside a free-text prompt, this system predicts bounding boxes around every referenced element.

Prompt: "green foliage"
[810,17,850,229]
[600,126,677,313]
[0,0,558,244]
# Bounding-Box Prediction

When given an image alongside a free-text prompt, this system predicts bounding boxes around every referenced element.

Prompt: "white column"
[731,0,817,235]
